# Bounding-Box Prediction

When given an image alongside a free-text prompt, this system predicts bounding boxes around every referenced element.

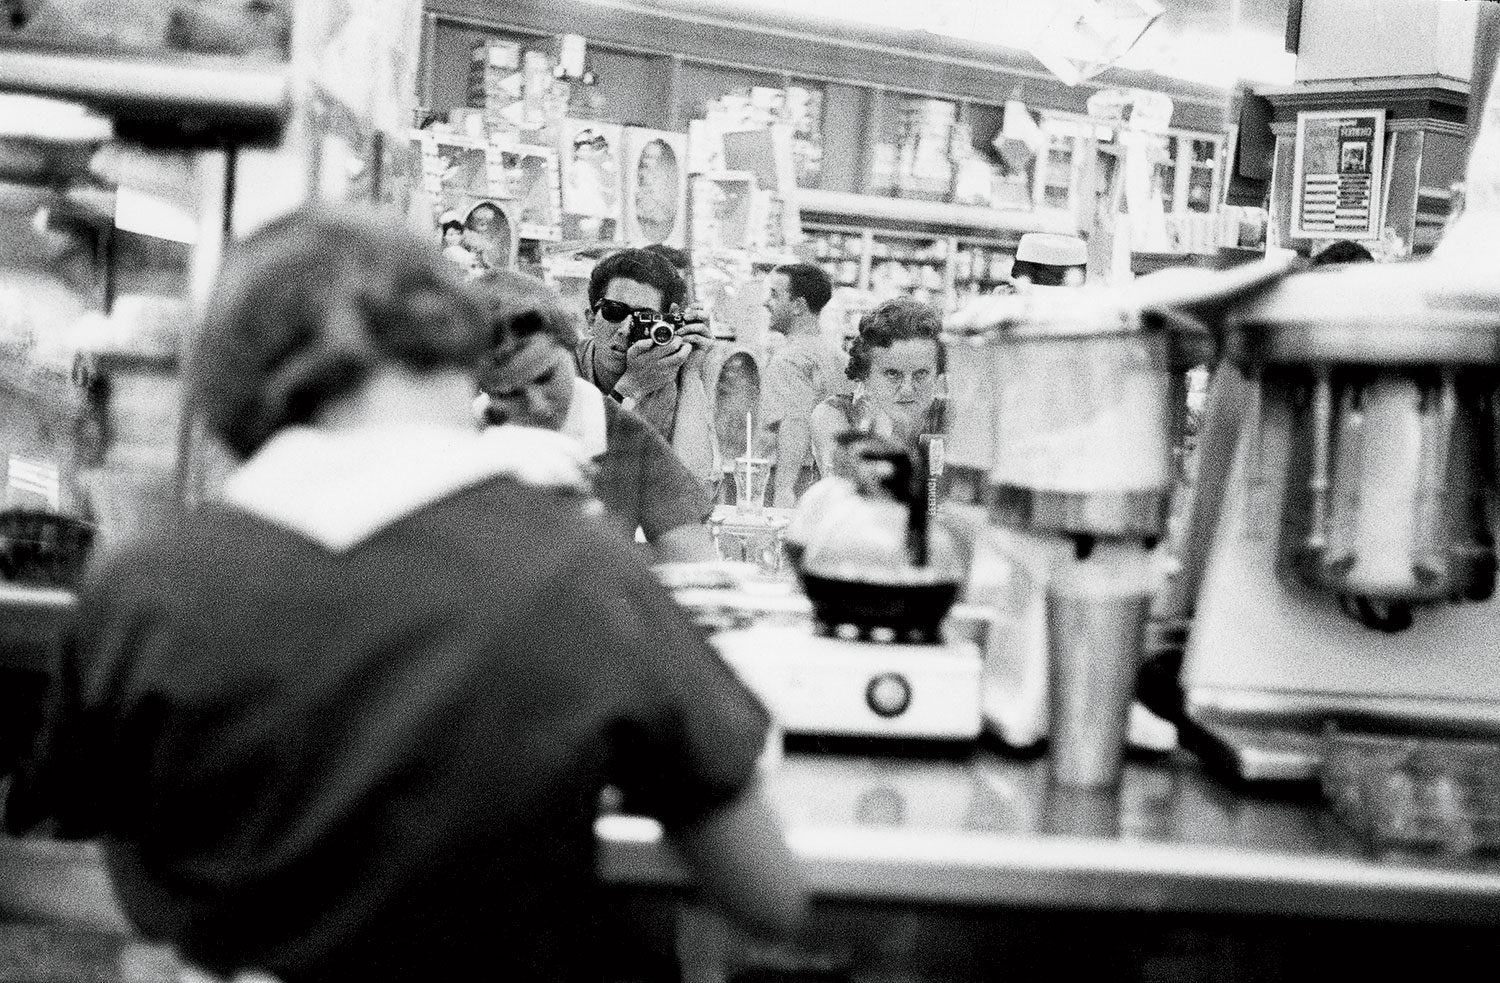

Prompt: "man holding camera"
[577,248,723,485]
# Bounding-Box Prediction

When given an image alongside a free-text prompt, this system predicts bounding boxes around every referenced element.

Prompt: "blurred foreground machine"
[1178,260,1500,779]
[937,264,1298,756]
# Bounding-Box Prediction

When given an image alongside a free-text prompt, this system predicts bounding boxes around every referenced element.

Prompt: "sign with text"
[1291,109,1386,240]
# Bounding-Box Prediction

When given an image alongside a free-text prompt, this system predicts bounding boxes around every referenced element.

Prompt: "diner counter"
[5,743,1500,933]
[3,744,1499,981]
[600,744,1500,925]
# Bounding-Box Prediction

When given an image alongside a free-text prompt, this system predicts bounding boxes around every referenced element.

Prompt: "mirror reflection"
[9,3,1500,981]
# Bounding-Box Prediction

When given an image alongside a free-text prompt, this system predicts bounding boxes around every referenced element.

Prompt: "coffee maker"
[1176,260,1500,779]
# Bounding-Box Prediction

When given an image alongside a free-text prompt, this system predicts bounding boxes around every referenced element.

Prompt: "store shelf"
[1131,247,1266,276]
[798,189,1077,237]
[0,44,291,147]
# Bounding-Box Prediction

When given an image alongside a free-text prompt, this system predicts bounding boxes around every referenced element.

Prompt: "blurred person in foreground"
[472,269,717,563]
[809,297,946,480]
[4,207,805,983]
[760,262,851,507]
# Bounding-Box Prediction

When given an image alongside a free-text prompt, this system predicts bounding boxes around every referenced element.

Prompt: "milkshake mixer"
[943,287,1177,755]
[1177,261,1500,779]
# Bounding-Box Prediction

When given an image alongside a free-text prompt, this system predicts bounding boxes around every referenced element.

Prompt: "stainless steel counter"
[600,745,1500,925]
[4,745,1498,981]
[7,746,1500,932]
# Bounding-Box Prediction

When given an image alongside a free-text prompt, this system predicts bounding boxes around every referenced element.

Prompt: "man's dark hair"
[774,262,833,315]
[846,297,945,382]
[587,248,686,311]
[643,244,690,274]
[1311,239,1375,267]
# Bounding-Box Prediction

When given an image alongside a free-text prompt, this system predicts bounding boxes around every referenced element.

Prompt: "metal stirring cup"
[1045,551,1153,789]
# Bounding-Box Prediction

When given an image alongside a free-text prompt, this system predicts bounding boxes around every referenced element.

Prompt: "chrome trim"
[989,486,1169,538]
[1185,686,1500,735]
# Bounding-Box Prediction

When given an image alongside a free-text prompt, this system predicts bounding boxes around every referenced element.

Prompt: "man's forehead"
[602,277,662,305]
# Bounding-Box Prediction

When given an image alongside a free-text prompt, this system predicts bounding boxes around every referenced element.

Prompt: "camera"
[627,311,686,346]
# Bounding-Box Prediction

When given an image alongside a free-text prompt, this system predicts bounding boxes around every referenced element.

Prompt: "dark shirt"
[6,477,768,983]
[593,397,714,544]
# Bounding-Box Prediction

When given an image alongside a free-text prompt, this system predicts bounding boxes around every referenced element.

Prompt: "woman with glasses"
[809,297,947,480]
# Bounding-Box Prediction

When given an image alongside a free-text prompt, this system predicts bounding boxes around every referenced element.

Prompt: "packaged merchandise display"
[805,230,864,290]
[466,42,570,148]
[623,128,688,247]
[868,234,948,306]
[693,88,808,252]
[558,117,624,245]
[896,98,959,201]
[952,244,1015,302]
[490,142,562,241]
[466,41,524,128]
[785,86,825,188]
[690,172,759,253]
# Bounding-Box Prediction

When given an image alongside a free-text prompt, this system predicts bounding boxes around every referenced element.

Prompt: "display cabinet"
[952,239,1017,304]
[800,222,1011,334]
[1032,115,1093,214]
[867,231,948,306]
[797,188,1073,327]
[1155,130,1226,214]
[1034,111,1226,220]
[803,225,866,292]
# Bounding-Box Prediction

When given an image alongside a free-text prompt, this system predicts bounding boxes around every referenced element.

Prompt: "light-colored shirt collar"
[223,423,587,552]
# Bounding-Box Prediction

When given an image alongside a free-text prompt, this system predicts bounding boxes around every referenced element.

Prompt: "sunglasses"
[593,299,659,323]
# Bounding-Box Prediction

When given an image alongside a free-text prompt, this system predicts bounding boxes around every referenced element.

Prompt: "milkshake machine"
[1178,260,1500,779]
[943,287,1178,751]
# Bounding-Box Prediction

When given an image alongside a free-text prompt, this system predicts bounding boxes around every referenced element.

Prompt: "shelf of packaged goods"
[869,254,946,264]
[798,189,1078,238]
[1131,247,1266,276]
[0,44,291,147]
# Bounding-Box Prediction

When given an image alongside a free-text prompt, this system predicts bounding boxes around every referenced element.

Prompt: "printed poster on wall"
[1290,109,1385,240]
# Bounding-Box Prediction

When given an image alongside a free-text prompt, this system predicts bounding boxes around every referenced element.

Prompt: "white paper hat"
[1016,233,1088,267]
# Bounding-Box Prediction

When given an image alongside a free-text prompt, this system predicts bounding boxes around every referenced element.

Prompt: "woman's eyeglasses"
[593,299,658,323]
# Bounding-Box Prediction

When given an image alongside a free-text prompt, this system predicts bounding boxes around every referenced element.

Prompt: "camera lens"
[650,322,676,345]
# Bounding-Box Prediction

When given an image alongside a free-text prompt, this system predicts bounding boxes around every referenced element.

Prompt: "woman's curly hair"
[845,296,945,382]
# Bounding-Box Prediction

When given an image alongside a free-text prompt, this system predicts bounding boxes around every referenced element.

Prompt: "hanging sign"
[1290,109,1385,240]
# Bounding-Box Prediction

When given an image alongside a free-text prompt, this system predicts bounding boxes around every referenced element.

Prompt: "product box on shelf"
[558,117,625,245]
[623,128,688,247]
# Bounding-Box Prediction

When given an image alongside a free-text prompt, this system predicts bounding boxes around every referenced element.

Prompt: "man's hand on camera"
[615,335,693,399]
[673,304,715,350]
